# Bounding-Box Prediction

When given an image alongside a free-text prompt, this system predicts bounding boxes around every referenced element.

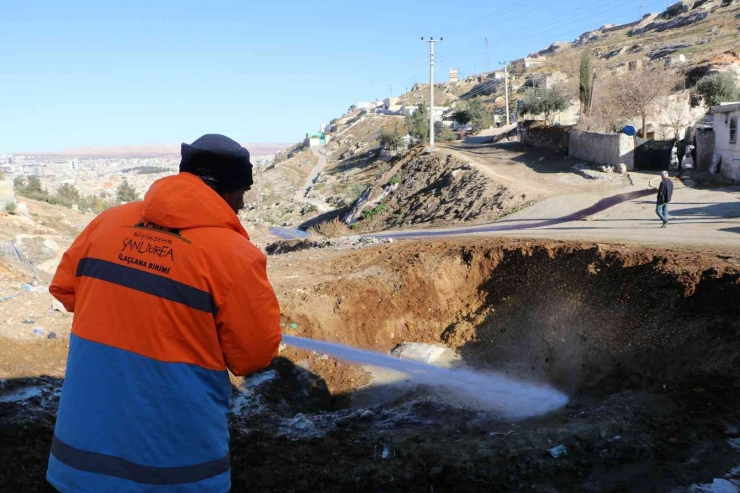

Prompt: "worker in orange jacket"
[47,134,282,492]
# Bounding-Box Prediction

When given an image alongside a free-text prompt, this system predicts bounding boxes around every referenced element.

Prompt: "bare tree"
[580,74,628,133]
[657,92,691,140]
[614,65,680,137]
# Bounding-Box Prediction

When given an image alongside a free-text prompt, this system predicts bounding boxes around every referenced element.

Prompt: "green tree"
[694,72,740,107]
[13,176,24,189]
[116,179,140,203]
[579,51,594,114]
[56,183,80,203]
[90,196,106,213]
[466,99,493,132]
[520,87,570,125]
[405,103,429,142]
[436,124,456,142]
[379,120,406,150]
[26,176,43,193]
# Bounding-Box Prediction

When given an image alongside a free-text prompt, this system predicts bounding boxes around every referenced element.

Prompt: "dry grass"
[308,217,352,238]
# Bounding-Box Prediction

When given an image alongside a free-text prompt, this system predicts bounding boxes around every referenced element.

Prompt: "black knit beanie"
[179,134,253,194]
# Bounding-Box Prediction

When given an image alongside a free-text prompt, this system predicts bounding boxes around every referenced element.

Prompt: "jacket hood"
[141,173,248,239]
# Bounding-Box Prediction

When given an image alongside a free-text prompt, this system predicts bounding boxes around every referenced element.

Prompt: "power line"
[445,0,544,37]
[441,0,665,64]
[443,0,615,53]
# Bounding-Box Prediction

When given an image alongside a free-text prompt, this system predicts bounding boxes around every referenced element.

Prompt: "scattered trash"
[548,445,568,458]
[689,478,740,493]
[728,438,740,451]
[0,293,22,303]
[22,284,33,292]
[607,435,622,443]
[32,328,44,336]
[374,441,391,460]
[47,332,57,340]
[30,285,49,294]
[23,319,35,324]
[51,300,68,313]
[287,413,314,431]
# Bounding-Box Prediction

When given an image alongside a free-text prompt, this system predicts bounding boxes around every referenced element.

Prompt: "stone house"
[711,103,740,181]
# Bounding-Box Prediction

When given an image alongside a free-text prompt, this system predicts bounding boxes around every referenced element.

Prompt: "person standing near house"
[656,170,674,228]
[46,134,282,492]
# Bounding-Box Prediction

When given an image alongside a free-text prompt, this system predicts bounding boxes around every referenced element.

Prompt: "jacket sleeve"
[216,254,282,376]
[49,221,95,313]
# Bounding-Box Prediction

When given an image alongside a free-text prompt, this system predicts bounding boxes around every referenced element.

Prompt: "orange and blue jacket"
[47,172,281,493]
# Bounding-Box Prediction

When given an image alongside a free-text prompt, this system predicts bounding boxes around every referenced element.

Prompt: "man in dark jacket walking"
[656,171,674,228]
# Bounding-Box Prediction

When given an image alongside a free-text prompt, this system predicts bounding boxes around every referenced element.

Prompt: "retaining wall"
[518,122,572,151]
[569,129,635,170]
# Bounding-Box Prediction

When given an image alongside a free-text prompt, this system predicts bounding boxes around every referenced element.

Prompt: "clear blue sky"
[0,0,655,152]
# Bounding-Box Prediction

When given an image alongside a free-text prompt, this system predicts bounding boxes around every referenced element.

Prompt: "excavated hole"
[240,241,740,491]
[283,243,740,408]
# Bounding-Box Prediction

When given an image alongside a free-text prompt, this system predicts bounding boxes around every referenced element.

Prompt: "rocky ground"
[3,237,740,492]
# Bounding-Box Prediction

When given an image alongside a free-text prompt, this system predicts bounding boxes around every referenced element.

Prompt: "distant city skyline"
[1,0,643,152]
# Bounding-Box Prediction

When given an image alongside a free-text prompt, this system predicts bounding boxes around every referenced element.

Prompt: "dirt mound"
[350,150,529,233]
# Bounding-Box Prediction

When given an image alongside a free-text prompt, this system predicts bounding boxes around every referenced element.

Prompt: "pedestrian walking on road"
[656,170,674,228]
[47,134,282,493]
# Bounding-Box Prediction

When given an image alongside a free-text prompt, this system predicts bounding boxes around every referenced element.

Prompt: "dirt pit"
[2,240,740,492]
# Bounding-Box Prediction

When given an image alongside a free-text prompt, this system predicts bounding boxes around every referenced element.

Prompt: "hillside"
[243,0,739,233]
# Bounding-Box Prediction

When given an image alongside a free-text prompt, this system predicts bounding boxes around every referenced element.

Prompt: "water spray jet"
[282,334,568,419]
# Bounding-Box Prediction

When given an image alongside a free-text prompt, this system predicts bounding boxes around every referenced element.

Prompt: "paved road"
[369,174,740,254]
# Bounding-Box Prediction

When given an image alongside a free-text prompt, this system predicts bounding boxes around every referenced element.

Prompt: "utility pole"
[485,38,490,73]
[500,61,510,125]
[422,37,442,148]
[640,0,645,17]
[389,85,393,99]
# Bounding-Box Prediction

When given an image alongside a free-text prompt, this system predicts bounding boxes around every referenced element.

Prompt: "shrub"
[379,120,406,150]
[5,201,16,214]
[436,124,456,142]
[56,183,80,203]
[389,175,400,186]
[308,217,351,238]
[362,203,386,220]
[693,72,740,107]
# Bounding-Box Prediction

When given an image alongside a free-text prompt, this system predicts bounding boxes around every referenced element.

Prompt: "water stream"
[282,335,569,419]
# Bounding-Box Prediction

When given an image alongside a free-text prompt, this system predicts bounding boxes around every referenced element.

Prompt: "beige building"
[449,68,458,83]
